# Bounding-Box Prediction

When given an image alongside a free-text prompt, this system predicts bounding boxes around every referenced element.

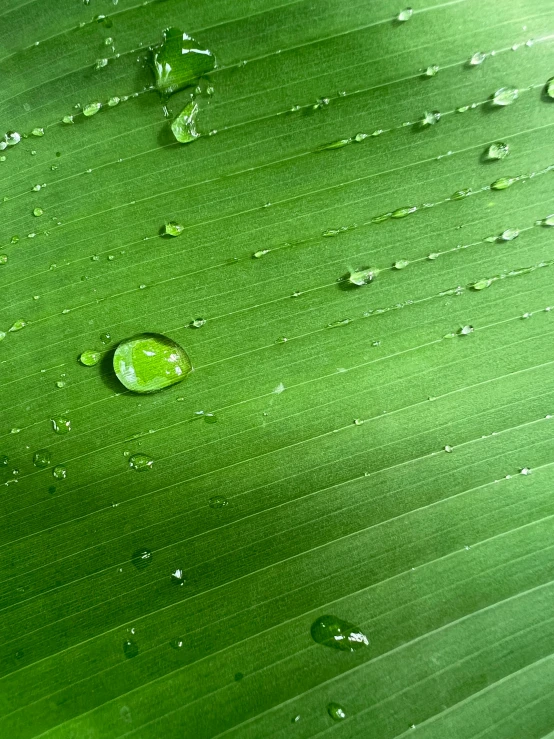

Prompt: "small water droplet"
[132,548,153,570]
[83,102,102,117]
[160,221,184,237]
[253,249,270,258]
[393,259,409,269]
[0,254,7,265]
[95,58,108,70]
[52,465,67,480]
[424,64,439,77]
[540,214,554,227]
[209,495,229,509]
[327,703,347,721]
[493,87,518,106]
[33,207,44,217]
[427,252,439,260]
[472,278,492,290]
[353,418,364,426]
[4,131,21,146]
[190,318,206,328]
[170,637,184,649]
[171,568,186,585]
[520,467,531,475]
[491,176,516,190]
[123,639,139,658]
[316,138,351,151]
[458,325,474,335]
[392,205,417,218]
[421,111,440,126]
[10,428,21,434]
[107,96,121,107]
[62,115,74,124]
[311,615,369,651]
[486,142,509,160]
[444,445,453,453]
[348,267,378,286]
[52,417,71,434]
[500,228,519,241]
[354,132,368,142]
[171,101,200,143]
[450,189,471,200]
[114,333,192,393]
[79,350,101,366]
[545,77,554,99]
[31,127,44,137]
[469,51,486,65]
[33,449,51,468]
[129,454,154,471]
[397,7,413,22]
[9,319,27,332]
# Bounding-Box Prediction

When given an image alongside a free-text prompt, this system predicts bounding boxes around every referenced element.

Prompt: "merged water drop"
[151,28,216,100]
[311,615,369,651]
[113,333,192,393]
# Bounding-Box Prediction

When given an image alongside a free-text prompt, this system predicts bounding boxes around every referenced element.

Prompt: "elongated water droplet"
[500,228,519,241]
[348,267,378,286]
[151,28,216,99]
[469,51,486,65]
[113,333,192,393]
[397,7,413,21]
[328,703,347,721]
[394,259,409,269]
[253,249,270,258]
[493,87,518,106]
[171,101,200,143]
[545,77,554,99]
[486,142,509,160]
[129,454,154,471]
[424,65,439,77]
[123,639,139,658]
[354,133,368,142]
[392,206,417,218]
[132,548,153,569]
[451,189,471,200]
[371,212,392,224]
[311,615,369,651]
[472,278,492,290]
[52,465,67,480]
[316,138,351,151]
[33,449,51,468]
[209,495,229,509]
[83,102,102,117]
[491,176,516,190]
[52,417,71,434]
[9,319,26,332]
[540,214,554,226]
[80,350,101,366]
[31,127,44,137]
[161,221,184,237]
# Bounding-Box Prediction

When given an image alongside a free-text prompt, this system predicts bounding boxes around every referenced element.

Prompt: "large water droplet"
[129,454,154,471]
[123,639,139,658]
[493,87,518,106]
[132,548,153,569]
[328,703,347,721]
[311,615,369,651]
[540,214,554,226]
[424,65,439,77]
[113,333,192,393]
[33,449,51,468]
[486,142,509,160]
[171,101,200,143]
[151,28,216,99]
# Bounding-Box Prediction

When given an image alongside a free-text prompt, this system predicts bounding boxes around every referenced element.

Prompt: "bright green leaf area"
[1,0,554,736]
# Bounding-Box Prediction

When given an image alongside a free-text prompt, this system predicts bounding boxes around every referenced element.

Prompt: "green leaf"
[1,0,554,736]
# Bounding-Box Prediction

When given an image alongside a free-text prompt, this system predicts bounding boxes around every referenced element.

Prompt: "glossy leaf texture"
[1,0,554,737]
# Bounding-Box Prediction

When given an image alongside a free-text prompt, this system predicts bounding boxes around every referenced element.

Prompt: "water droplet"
[354,133,368,142]
[79,350,101,366]
[56,380,66,388]
[486,142,509,160]
[129,454,154,471]
[469,51,486,65]
[9,319,26,332]
[520,467,531,475]
[161,221,184,237]
[421,110,440,126]
[62,115,74,124]
[444,445,453,453]
[397,7,413,21]
[540,214,554,226]
[253,249,270,258]
[458,325,474,335]
[10,428,21,434]
[472,278,492,290]
[107,96,121,108]
[52,417,71,434]
[371,129,384,137]
[209,495,229,509]
[348,267,378,286]
[393,259,409,270]
[190,318,206,328]
[500,228,519,241]
[545,77,554,99]
[311,615,369,651]
[4,131,21,146]
[151,28,216,99]
[83,102,102,117]
[327,703,347,721]
[123,639,139,658]
[33,449,51,468]
[170,637,184,649]
[450,189,471,200]
[371,212,392,224]
[33,207,44,217]
[316,138,351,151]
[491,176,516,190]
[11,235,20,244]
[493,87,518,106]
[31,127,44,137]
[52,465,67,480]
[353,418,364,426]
[171,568,186,585]
[427,252,439,260]
[391,205,417,218]
[424,65,439,77]
[113,333,192,393]
[132,548,153,570]
[95,58,108,70]
[171,101,200,143]
[100,332,112,344]
[0,254,7,265]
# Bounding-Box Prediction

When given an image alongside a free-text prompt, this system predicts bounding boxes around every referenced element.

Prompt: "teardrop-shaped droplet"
[469,51,486,65]
[311,615,369,651]
[397,7,413,22]
[171,101,200,143]
[486,142,509,160]
[500,228,519,241]
[113,333,192,393]
[327,703,347,721]
[151,28,216,98]
[83,102,102,117]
